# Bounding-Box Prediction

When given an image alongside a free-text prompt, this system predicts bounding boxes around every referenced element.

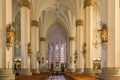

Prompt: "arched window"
[60,44,64,63]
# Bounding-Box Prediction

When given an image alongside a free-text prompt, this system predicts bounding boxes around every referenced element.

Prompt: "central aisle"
[47,75,66,80]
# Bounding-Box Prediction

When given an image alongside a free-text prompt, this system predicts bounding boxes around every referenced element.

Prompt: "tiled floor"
[47,75,66,80]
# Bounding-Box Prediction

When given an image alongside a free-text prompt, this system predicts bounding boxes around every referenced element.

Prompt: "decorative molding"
[69,37,75,41]
[31,20,39,27]
[20,0,30,9]
[84,0,94,9]
[76,19,83,27]
[40,37,46,41]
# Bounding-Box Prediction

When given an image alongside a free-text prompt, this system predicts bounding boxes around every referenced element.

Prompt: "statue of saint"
[6,24,14,44]
[70,56,72,63]
[101,23,108,43]
[82,42,86,53]
[36,51,40,59]
[28,43,32,54]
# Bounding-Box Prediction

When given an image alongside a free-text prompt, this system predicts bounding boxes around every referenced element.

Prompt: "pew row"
[64,72,99,80]
[15,72,50,80]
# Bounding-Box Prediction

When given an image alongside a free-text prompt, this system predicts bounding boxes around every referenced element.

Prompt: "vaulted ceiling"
[12,0,102,37]
[31,0,83,20]
[31,0,84,37]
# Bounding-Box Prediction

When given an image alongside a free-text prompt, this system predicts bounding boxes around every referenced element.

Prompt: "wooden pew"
[15,72,50,80]
[64,72,99,80]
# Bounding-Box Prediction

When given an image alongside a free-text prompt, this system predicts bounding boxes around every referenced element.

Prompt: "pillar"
[76,19,84,73]
[100,0,108,69]
[31,20,40,74]
[101,0,120,79]
[69,37,76,72]
[0,0,15,80]
[83,0,94,75]
[20,0,32,75]
[40,37,47,72]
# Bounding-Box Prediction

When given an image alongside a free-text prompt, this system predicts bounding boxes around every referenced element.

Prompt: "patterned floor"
[47,75,66,80]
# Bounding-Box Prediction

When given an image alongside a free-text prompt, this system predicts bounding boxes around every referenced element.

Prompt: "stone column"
[76,19,84,73]
[100,0,108,69]
[20,0,32,75]
[101,0,120,79]
[83,0,94,75]
[101,46,107,68]
[31,20,40,74]
[0,0,15,80]
[40,37,47,71]
[69,37,76,72]
[67,39,70,71]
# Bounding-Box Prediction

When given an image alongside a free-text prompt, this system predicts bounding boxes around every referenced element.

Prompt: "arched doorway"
[46,23,68,73]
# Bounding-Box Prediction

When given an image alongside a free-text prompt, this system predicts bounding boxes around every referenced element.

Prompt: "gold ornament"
[36,51,40,60]
[74,50,78,59]
[98,23,108,43]
[76,19,83,27]
[6,24,14,50]
[20,0,30,9]
[6,24,14,44]
[82,42,86,54]
[28,43,32,56]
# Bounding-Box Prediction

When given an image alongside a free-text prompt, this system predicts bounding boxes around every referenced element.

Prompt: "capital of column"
[84,0,94,9]
[69,37,75,41]
[31,20,39,27]
[40,37,46,41]
[76,19,83,27]
[20,0,30,9]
